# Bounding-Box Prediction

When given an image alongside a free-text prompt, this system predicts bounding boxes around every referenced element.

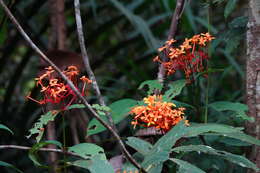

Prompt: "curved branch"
[0,0,144,171]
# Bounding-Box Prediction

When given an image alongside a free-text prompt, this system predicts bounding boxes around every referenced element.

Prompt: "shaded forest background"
[0,0,253,172]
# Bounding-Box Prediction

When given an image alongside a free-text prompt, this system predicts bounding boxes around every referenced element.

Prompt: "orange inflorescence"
[130,95,188,132]
[26,66,92,109]
[154,32,215,82]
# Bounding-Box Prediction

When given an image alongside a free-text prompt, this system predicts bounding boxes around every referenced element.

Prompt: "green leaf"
[138,80,163,95]
[126,137,153,155]
[0,161,23,173]
[109,0,159,51]
[172,100,195,110]
[92,104,111,112]
[0,21,7,44]
[68,143,106,160]
[68,143,113,173]
[0,124,13,135]
[87,99,138,136]
[209,101,253,121]
[29,140,62,167]
[228,16,248,29]
[224,0,237,18]
[67,104,86,110]
[219,49,244,78]
[172,145,259,171]
[184,123,244,137]
[142,122,245,170]
[142,121,187,170]
[163,80,186,101]
[27,111,60,142]
[195,68,225,79]
[68,155,114,173]
[219,137,251,146]
[169,158,206,173]
[194,17,218,34]
[203,132,260,145]
[91,104,111,116]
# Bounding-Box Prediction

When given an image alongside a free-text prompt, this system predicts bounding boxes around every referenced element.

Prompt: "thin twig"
[0,0,144,171]
[73,0,104,106]
[73,0,116,130]
[0,145,82,158]
[157,0,186,84]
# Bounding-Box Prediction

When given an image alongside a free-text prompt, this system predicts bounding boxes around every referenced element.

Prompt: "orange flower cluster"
[130,95,188,132]
[154,33,214,81]
[27,66,91,109]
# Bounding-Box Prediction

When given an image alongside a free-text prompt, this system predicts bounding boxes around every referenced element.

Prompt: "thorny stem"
[0,0,144,171]
[157,0,186,85]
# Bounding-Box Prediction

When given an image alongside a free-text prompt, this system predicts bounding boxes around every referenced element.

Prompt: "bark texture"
[47,0,67,172]
[246,0,260,172]
[48,0,67,50]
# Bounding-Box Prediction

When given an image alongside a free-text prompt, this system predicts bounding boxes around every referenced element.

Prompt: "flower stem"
[204,0,212,124]
[62,112,67,173]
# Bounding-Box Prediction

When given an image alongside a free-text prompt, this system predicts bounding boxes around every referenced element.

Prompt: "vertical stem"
[62,113,67,173]
[157,0,186,85]
[204,1,211,124]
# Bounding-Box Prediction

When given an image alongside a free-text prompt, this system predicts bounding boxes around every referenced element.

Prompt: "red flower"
[27,66,91,110]
[154,33,215,82]
[130,95,188,132]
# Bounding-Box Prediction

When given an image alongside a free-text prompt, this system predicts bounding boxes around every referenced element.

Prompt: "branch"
[73,0,104,106]
[73,0,116,130]
[0,145,82,158]
[157,0,186,84]
[0,0,144,171]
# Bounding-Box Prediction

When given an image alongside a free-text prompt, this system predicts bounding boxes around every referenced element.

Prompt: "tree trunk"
[46,0,67,172]
[246,0,260,172]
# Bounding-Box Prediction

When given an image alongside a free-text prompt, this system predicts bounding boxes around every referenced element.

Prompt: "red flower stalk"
[154,33,215,82]
[130,95,188,132]
[26,66,91,110]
